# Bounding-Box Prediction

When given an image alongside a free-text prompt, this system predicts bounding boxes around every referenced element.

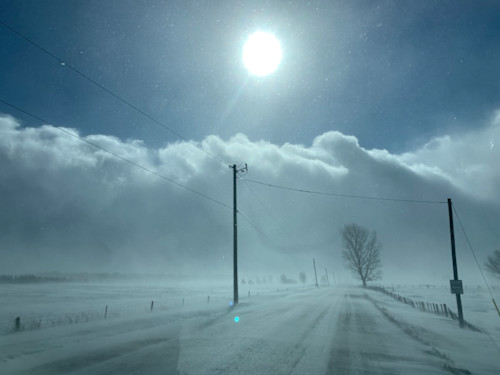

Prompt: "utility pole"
[230,163,247,305]
[447,198,465,328]
[325,267,330,286]
[313,258,318,288]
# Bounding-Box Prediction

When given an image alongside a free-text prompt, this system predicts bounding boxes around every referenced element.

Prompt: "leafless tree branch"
[341,223,382,287]
[485,250,500,278]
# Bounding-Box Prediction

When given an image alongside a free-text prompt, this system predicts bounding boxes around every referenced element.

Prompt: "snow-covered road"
[2,286,497,374]
[177,287,455,374]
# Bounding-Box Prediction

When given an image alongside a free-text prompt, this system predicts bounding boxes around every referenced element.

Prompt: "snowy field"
[0,280,237,333]
[378,283,500,340]
[1,281,499,374]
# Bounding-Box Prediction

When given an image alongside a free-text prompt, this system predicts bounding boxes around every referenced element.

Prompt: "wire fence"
[369,285,481,331]
[1,294,224,335]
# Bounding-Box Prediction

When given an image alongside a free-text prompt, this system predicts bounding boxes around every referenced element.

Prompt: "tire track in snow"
[327,294,361,375]
[327,291,453,375]
[365,293,472,375]
[287,303,331,374]
[177,288,340,374]
[218,298,331,373]
[13,336,178,375]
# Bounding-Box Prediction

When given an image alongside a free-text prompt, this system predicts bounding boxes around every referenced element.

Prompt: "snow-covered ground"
[0,281,233,333]
[378,283,500,341]
[1,282,499,374]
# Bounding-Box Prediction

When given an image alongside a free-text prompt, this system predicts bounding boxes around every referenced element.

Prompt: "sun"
[242,32,282,77]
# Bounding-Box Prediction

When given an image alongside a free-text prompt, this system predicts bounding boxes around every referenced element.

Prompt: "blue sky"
[1,1,500,284]
[2,0,499,151]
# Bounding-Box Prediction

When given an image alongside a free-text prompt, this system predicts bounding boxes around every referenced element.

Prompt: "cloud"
[1,114,499,285]
[399,112,500,201]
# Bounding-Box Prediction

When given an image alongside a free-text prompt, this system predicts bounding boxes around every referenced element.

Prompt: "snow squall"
[1,283,499,374]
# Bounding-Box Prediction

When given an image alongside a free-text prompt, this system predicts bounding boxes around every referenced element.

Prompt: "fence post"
[104,305,108,319]
[15,316,21,331]
[150,301,154,312]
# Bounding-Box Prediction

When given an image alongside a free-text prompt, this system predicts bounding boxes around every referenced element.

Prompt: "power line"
[240,178,303,245]
[0,19,228,167]
[241,178,446,204]
[241,178,278,222]
[453,204,500,355]
[452,203,495,299]
[0,17,448,207]
[0,97,232,210]
[237,210,285,251]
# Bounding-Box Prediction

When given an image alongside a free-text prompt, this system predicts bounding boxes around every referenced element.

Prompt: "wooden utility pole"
[313,258,318,287]
[232,165,238,305]
[230,163,247,305]
[447,198,465,328]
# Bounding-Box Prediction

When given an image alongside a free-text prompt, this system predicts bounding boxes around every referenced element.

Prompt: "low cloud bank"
[1,114,498,284]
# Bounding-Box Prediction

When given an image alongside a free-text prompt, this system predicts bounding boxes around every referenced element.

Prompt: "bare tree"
[485,250,500,278]
[341,223,382,287]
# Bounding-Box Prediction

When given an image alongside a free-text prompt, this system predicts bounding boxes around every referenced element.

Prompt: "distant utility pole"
[325,268,330,286]
[230,163,247,305]
[313,258,318,287]
[447,198,465,328]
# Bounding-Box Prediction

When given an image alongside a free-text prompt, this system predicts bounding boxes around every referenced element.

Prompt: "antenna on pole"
[230,163,248,305]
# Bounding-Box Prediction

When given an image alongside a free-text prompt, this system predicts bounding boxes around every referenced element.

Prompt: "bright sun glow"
[243,32,282,77]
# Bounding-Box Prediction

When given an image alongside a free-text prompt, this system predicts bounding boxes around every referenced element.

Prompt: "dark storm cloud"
[1,114,499,284]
